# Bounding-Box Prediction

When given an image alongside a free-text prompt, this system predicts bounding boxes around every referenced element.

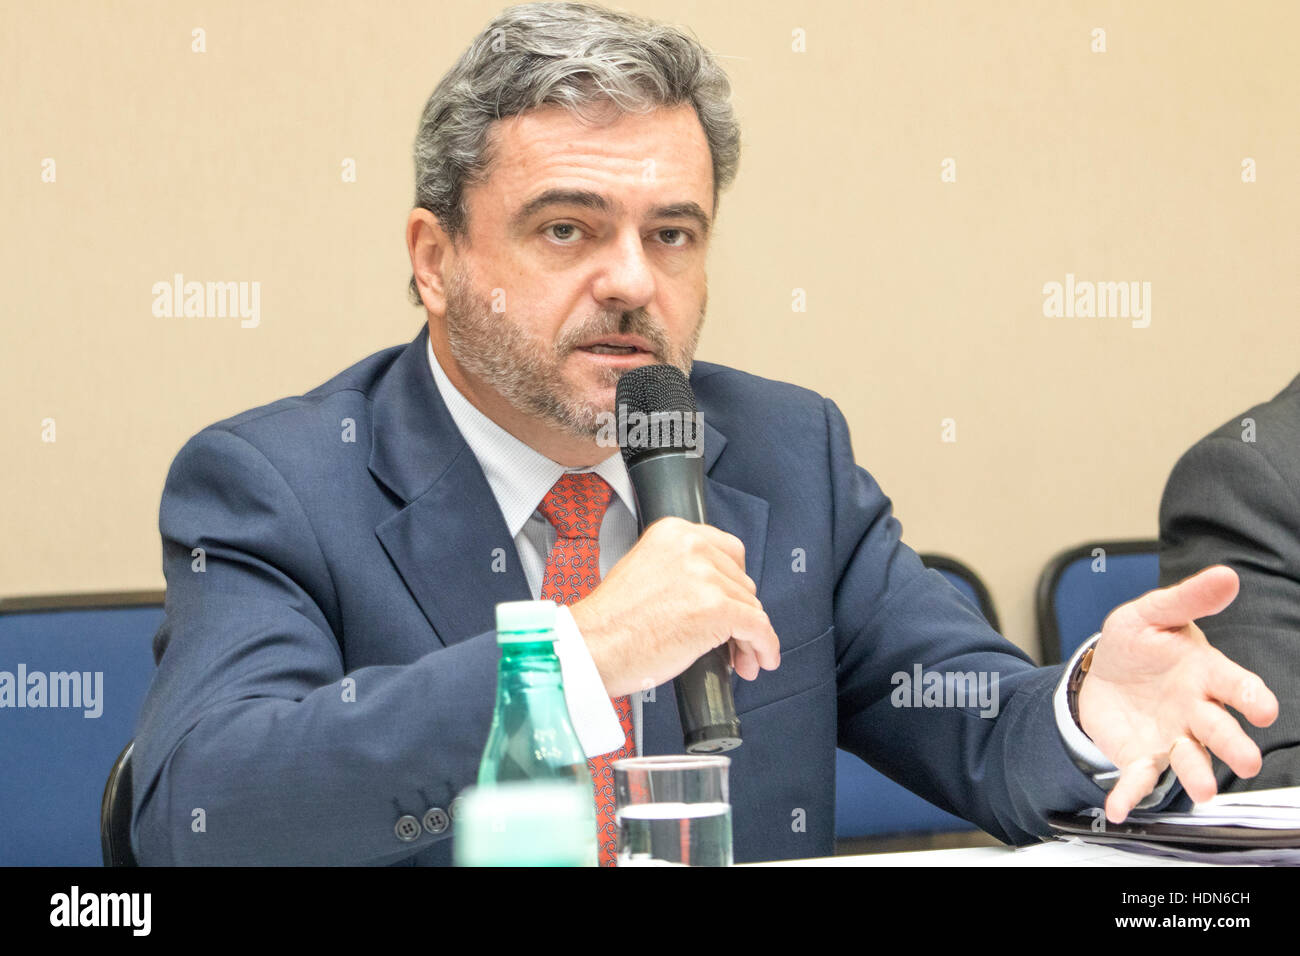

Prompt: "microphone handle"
[627,453,742,754]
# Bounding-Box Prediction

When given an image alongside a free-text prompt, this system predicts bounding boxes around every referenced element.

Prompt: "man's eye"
[545,223,583,243]
[657,228,691,247]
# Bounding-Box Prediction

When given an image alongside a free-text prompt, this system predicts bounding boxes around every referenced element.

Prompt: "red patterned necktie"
[536,471,636,868]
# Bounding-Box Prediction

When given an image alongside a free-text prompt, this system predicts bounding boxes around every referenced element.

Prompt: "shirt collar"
[426,336,636,537]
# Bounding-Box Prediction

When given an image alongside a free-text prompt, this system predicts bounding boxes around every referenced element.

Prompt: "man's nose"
[591,228,656,310]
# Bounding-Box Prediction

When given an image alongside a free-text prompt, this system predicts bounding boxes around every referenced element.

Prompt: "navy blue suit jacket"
[132,327,1121,864]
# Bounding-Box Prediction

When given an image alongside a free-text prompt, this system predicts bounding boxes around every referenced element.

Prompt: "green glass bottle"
[476,600,598,865]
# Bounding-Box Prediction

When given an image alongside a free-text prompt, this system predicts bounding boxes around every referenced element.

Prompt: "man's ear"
[407,208,453,315]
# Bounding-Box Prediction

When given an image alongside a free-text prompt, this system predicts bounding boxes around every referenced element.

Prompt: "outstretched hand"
[1077,565,1279,823]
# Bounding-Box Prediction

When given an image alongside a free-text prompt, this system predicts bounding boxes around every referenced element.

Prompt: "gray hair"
[409,1,741,302]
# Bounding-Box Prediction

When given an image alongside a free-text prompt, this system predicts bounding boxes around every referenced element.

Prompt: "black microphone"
[616,364,742,754]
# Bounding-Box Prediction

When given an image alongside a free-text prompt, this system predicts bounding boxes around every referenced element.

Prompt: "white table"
[749,838,1215,866]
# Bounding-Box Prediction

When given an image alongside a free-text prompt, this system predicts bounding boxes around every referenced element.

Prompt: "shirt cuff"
[552,604,626,758]
[1052,633,1179,810]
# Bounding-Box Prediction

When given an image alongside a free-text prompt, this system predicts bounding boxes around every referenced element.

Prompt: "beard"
[442,261,705,439]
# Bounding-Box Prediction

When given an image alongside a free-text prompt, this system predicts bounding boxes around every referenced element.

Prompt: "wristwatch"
[1067,644,1095,728]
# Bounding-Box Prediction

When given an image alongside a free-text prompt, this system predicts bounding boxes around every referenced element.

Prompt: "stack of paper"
[1054,786,1300,865]
[1130,785,1300,830]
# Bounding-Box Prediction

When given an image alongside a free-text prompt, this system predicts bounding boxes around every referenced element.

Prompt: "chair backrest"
[0,592,161,865]
[1035,540,1159,664]
[834,554,1001,840]
[101,740,137,866]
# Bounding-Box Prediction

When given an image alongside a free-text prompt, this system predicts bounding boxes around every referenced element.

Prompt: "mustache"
[555,310,672,358]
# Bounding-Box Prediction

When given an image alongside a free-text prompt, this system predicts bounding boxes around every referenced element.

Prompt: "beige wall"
[3,0,1297,657]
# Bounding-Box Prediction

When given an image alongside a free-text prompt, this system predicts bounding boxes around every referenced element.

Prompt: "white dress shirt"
[426,339,1173,807]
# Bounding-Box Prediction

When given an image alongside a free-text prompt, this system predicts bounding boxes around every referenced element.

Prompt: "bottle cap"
[495,600,558,643]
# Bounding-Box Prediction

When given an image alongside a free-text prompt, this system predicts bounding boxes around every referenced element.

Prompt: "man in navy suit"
[131,2,1277,865]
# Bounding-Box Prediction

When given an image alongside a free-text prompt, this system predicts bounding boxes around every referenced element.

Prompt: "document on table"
[1050,786,1300,865]
[1162,785,1300,828]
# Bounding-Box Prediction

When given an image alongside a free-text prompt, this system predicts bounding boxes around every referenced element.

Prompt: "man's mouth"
[580,344,642,355]
[574,335,656,358]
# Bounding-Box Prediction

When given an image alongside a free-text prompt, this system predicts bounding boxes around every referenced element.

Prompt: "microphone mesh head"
[615,364,701,465]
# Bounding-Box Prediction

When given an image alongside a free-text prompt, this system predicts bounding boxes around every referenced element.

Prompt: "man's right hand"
[570,517,781,698]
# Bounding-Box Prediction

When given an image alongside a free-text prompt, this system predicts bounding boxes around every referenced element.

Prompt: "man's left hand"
[1077,564,1279,823]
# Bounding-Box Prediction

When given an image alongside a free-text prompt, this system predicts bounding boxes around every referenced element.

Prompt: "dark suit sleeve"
[131,427,499,865]
[823,399,1129,844]
[1159,433,1300,790]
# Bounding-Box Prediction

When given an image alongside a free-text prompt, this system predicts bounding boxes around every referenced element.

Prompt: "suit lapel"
[375,452,533,648]
[370,328,531,647]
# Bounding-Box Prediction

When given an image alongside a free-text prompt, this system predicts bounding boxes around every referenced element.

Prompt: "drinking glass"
[613,755,732,866]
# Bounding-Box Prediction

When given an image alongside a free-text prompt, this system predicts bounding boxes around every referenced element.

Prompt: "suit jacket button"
[394,814,422,842]
[423,807,450,834]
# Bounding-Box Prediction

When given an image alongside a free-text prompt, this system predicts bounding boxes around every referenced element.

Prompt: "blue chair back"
[0,593,161,865]
[834,554,998,840]
[1035,541,1159,664]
